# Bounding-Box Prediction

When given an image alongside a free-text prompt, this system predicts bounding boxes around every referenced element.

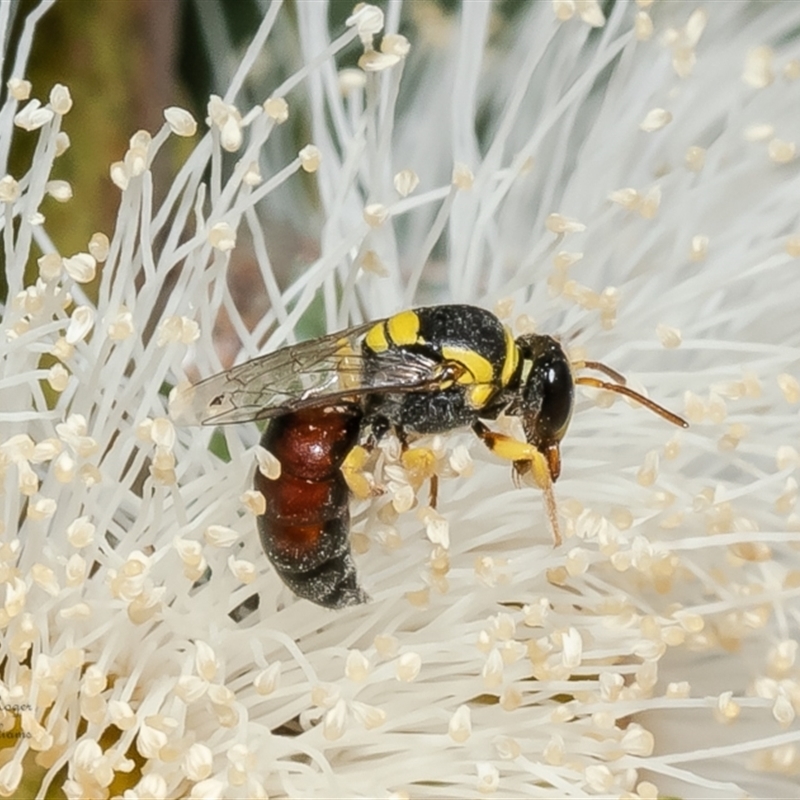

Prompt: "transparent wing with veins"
[174,320,445,425]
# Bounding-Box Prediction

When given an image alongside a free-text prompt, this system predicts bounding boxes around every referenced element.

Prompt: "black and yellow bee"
[178,304,686,608]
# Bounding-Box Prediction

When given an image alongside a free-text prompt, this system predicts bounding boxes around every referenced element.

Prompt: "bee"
[177,304,687,608]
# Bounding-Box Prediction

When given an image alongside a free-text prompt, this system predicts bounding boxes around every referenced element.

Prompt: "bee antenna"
[574,374,688,429]
[578,360,627,385]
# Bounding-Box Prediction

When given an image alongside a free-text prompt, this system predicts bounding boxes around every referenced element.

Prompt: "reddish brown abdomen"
[255,405,366,608]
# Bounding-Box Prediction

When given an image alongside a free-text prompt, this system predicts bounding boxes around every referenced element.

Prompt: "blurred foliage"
[0,0,628,304]
[2,0,189,304]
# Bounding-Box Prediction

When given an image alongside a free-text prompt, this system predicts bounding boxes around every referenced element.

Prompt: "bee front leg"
[471,421,549,484]
[471,421,562,547]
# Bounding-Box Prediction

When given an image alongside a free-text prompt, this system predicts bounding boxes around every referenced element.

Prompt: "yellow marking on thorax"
[432,364,455,390]
[365,322,389,353]
[467,383,495,409]
[387,310,421,346]
[441,345,494,385]
[500,326,519,387]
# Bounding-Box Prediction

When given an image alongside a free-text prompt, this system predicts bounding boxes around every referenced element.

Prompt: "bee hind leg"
[364,414,413,450]
[429,473,439,509]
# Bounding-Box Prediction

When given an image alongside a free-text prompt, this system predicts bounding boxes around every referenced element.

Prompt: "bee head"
[514,334,574,481]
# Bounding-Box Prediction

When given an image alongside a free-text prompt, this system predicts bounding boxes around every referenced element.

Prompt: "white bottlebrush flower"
[1,2,800,799]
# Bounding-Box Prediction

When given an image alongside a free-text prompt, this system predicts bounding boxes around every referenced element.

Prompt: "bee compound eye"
[523,344,575,445]
[541,356,574,437]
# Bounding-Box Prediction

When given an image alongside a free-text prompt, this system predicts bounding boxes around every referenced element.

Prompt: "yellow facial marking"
[365,321,389,353]
[500,326,519,387]
[386,310,421,346]
[467,383,495,409]
[441,346,494,385]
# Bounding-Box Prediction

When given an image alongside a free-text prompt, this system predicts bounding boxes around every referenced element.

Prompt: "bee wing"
[173,321,443,425]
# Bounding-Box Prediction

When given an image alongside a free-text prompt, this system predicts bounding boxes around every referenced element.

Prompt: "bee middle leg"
[365,416,439,508]
[428,473,439,509]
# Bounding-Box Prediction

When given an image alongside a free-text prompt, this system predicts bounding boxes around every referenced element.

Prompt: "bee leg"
[396,425,410,452]
[472,421,562,546]
[365,414,392,450]
[341,445,373,499]
[400,438,438,509]
[365,415,414,453]
[472,421,546,474]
